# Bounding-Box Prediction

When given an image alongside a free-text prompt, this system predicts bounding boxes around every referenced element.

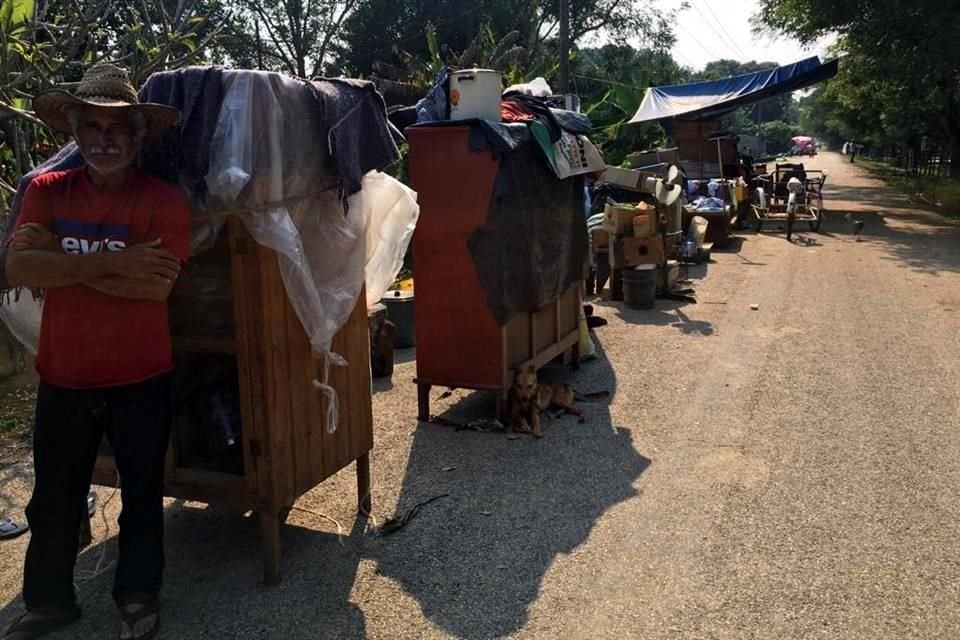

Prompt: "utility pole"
[559,0,570,94]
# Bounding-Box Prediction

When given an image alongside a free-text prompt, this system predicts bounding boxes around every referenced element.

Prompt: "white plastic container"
[448,69,502,122]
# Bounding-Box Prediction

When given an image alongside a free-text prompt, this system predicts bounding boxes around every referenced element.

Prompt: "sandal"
[3,606,81,639]
[0,517,29,540]
[119,601,160,640]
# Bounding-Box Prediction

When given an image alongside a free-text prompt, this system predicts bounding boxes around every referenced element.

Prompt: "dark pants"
[23,374,172,611]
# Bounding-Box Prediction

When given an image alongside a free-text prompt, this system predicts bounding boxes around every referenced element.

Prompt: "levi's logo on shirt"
[52,218,130,254]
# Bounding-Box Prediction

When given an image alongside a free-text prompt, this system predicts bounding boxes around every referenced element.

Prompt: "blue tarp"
[628,57,839,124]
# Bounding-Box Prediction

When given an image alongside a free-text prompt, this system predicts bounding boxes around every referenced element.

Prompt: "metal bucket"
[382,290,416,348]
[622,264,657,309]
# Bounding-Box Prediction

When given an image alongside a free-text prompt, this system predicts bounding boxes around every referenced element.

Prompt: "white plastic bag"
[504,77,552,97]
[553,132,606,179]
[351,172,420,308]
[0,293,42,354]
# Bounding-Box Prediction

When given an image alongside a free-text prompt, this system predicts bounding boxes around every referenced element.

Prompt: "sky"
[654,0,835,71]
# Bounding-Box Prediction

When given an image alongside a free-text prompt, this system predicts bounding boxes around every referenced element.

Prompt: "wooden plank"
[328,314,353,475]
[343,292,373,462]
[302,322,329,492]
[554,299,561,344]
[283,295,314,497]
[533,304,556,354]
[229,218,266,496]
[257,242,296,509]
[505,314,530,370]
[320,324,343,480]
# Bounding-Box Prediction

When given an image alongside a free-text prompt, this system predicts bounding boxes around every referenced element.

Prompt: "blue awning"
[628,57,839,124]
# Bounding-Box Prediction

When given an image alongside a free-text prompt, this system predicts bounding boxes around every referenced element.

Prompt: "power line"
[674,22,728,63]
[693,0,750,60]
[572,73,644,88]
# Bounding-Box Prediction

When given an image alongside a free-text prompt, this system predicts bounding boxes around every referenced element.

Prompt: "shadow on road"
[0,500,371,639]
[368,340,649,639]
[828,208,960,275]
[0,339,649,640]
[593,297,715,337]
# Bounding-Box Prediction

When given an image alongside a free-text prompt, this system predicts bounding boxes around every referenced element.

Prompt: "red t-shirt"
[15,168,190,389]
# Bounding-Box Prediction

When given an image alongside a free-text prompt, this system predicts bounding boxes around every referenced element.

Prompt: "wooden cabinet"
[91,217,373,584]
[407,126,581,420]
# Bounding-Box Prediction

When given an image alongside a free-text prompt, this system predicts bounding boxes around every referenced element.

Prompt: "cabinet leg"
[496,389,510,423]
[357,452,372,515]
[571,341,581,371]
[260,509,282,586]
[417,383,432,421]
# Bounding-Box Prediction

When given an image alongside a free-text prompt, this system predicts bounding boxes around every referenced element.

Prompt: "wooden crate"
[92,217,373,584]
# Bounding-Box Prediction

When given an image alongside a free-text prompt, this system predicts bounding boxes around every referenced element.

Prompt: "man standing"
[3,63,189,640]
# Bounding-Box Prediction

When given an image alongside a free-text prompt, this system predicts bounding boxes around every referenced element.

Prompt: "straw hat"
[33,63,179,138]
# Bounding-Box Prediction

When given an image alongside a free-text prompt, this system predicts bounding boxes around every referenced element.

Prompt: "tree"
[758,120,797,154]
[0,0,230,206]
[334,0,675,78]
[756,0,960,177]
[230,0,359,78]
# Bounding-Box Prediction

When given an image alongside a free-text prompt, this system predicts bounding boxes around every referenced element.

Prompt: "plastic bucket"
[382,290,416,348]
[449,69,502,121]
[622,265,657,309]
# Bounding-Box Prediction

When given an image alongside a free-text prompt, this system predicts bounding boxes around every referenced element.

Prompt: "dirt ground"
[1,151,959,639]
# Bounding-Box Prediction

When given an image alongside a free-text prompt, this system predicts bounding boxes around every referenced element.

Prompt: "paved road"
[1,152,959,639]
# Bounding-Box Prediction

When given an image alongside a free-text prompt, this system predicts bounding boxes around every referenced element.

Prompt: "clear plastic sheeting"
[204,70,418,431]
[356,172,419,307]
[0,69,418,435]
[0,294,41,355]
[206,70,359,362]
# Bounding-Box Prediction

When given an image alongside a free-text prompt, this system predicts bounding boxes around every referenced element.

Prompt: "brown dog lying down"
[507,365,608,438]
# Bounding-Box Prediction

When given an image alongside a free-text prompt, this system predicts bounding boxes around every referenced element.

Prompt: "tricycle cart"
[752,162,827,240]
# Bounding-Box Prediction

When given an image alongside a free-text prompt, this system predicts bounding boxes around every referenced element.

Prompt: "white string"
[288,506,345,546]
[74,471,120,590]
[311,352,340,434]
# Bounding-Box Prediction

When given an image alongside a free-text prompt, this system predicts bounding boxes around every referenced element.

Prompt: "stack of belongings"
[0,67,421,431]
[411,70,598,328]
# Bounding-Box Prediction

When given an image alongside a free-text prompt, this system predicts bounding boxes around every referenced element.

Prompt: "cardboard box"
[631,202,657,238]
[604,202,639,234]
[601,166,659,193]
[657,260,680,292]
[626,147,680,169]
[591,228,610,249]
[610,236,663,269]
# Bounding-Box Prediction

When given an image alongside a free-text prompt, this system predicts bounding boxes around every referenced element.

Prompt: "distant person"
[850,141,857,163]
[842,141,850,155]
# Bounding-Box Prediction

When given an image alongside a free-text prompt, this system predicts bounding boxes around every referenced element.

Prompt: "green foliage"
[0,0,34,33]
[229,0,356,78]
[758,120,797,154]
[335,0,676,80]
[858,158,960,220]
[0,0,231,211]
[756,0,960,177]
